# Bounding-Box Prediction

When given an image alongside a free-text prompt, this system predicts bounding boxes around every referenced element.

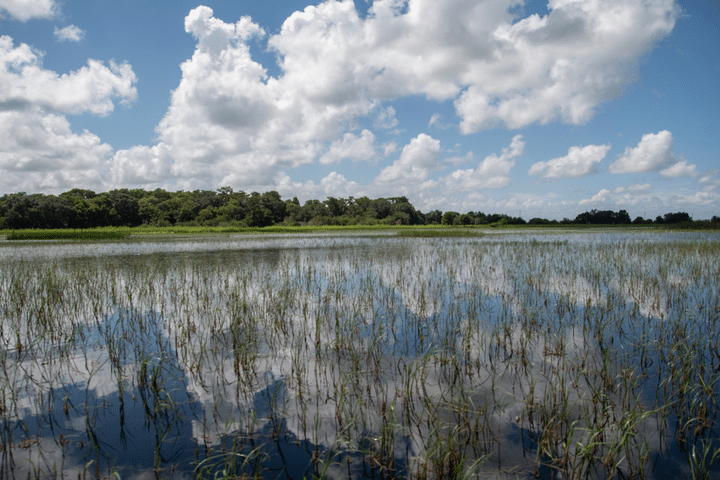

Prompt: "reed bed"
[0,232,718,479]
[5,230,128,240]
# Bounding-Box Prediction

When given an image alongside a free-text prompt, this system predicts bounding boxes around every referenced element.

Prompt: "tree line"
[0,189,714,229]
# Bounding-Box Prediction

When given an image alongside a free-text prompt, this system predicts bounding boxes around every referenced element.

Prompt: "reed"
[6,229,128,240]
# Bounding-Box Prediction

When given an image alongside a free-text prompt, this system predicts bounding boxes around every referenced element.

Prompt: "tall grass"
[5,229,127,240]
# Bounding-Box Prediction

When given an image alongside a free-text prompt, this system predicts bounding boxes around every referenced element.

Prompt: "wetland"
[0,230,718,479]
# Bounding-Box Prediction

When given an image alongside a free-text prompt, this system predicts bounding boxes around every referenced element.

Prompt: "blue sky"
[1,0,718,219]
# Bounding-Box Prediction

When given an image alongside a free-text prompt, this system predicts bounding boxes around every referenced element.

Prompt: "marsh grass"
[0,232,718,479]
[5,229,128,240]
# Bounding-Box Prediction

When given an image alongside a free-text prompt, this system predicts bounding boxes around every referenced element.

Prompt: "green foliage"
[1,189,702,233]
[574,209,631,225]
[6,229,127,240]
[661,211,692,224]
[441,211,458,225]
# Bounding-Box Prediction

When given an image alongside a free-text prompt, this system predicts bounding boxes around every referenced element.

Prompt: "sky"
[0,0,718,220]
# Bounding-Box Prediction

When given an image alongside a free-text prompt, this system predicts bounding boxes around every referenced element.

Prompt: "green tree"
[104,190,141,226]
[425,210,442,224]
[244,191,285,227]
[458,213,473,225]
[389,197,421,225]
[370,198,392,220]
[324,197,347,217]
[138,196,164,225]
[663,212,692,224]
[441,211,458,225]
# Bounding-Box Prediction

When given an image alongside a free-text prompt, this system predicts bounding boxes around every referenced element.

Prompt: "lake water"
[0,231,718,479]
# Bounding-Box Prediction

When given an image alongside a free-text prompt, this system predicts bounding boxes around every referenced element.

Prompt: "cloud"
[185,5,266,54]
[0,36,137,115]
[110,144,172,188]
[629,183,652,192]
[375,133,441,187]
[0,0,57,21]
[319,129,377,164]
[610,182,658,209]
[660,159,697,178]
[428,113,452,129]
[54,25,84,43]
[115,5,383,191]
[444,151,474,166]
[444,134,524,190]
[320,172,363,197]
[0,35,136,192]
[698,173,720,193]
[529,144,611,178]
[275,171,368,201]
[270,0,677,133]
[579,188,612,205]
[269,0,679,134]
[275,172,318,200]
[453,0,678,132]
[103,1,678,192]
[374,106,398,129]
[382,142,398,157]
[680,190,720,209]
[0,108,111,192]
[609,130,675,173]
[429,190,566,220]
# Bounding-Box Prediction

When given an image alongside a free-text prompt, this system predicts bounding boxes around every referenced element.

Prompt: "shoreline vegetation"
[1,188,718,233]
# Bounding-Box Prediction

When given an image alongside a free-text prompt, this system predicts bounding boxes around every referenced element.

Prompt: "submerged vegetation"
[0,232,719,479]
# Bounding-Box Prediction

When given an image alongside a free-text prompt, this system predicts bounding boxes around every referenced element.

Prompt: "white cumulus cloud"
[319,129,377,164]
[660,159,697,178]
[0,35,136,193]
[0,36,137,115]
[579,188,612,206]
[54,25,85,42]
[0,108,111,192]
[116,5,383,191]
[374,133,441,191]
[454,0,678,132]
[106,1,679,192]
[375,106,399,129]
[444,134,524,190]
[270,0,678,133]
[529,143,611,178]
[111,144,172,188]
[0,0,56,21]
[609,130,676,173]
[320,171,363,197]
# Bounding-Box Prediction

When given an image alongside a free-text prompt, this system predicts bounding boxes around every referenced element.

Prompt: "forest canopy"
[0,189,711,230]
